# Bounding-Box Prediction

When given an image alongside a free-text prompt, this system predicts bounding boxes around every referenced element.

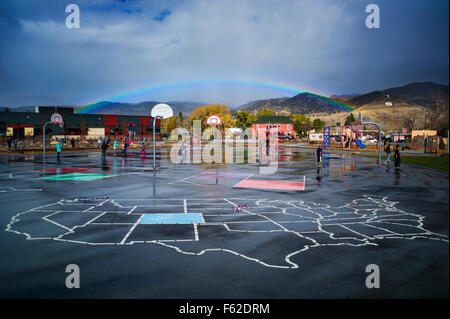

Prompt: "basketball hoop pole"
[43,121,52,166]
[215,123,219,185]
[43,121,63,166]
[153,116,160,176]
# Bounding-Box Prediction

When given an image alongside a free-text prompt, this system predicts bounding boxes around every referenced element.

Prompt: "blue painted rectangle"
[140,213,204,224]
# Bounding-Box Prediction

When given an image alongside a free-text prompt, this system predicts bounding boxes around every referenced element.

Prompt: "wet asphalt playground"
[0,145,448,298]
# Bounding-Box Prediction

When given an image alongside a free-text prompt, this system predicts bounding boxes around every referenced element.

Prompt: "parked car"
[365,138,378,145]
[278,133,294,141]
[278,134,294,141]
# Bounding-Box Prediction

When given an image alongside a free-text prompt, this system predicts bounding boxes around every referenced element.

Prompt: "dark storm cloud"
[0,0,448,107]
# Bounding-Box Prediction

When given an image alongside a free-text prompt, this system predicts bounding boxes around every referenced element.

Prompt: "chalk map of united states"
[6,195,448,269]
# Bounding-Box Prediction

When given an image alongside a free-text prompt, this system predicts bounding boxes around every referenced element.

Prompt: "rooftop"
[253,115,294,124]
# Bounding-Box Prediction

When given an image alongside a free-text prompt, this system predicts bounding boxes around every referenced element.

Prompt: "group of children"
[6,138,19,151]
[102,139,147,158]
[53,137,147,159]
[316,143,401,168]
[384,144,401,168]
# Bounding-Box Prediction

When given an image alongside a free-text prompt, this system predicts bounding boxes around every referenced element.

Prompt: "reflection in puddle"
[317,152,359,179]
[7,155,35,162]
[394,168,401,185]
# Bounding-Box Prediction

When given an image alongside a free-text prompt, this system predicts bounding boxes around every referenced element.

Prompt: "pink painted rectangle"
[233,179,305,190]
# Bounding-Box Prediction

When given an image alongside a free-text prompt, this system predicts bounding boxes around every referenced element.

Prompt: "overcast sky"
[0,0,448,108]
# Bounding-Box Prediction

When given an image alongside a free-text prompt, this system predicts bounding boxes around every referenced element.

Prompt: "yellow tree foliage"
[188,103,234,131]
[162,116,178,135]
[292,113,312,137]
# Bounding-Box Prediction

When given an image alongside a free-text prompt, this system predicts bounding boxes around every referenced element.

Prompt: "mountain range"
[74,101,207,116]
[239,82,449,115]
[333,82,449,107]
[2,82,448,116]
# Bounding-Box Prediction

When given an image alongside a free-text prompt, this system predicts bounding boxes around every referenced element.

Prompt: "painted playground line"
[36,168,97,173]
[5,196,448,270]
[196,172,252,179]
[172,171,252,183]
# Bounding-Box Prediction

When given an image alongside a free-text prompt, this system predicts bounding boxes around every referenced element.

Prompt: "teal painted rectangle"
[40,173,116,181]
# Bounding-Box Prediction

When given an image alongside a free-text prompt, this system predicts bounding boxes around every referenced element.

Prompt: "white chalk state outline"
[5,195,448,269]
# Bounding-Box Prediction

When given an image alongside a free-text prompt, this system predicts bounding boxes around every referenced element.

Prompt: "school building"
[0,106,160,140]
[252,115,296,139]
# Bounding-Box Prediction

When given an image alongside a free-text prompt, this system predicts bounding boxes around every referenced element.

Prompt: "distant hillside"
[309,81,449,131]
[4,82,446,118]
[237,81,448,131]
[329,93,360,102]
[346,82,449,107]
[346,91,406,107]
[384,82,448,106]
[74,101,207,116]
[241,93,346,115]
[279,93,347,113]
[239,97,290,113]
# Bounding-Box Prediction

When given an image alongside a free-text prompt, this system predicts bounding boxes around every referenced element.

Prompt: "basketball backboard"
[151,103,173,119]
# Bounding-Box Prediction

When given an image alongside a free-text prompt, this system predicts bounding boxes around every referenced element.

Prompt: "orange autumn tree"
[162,116,178,136]
[188,103,234,133]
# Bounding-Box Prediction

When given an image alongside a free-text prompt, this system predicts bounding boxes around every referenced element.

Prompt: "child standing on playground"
[140,141,146,157]
[101,140,109,157]
[56,141,62,159]
[316,145,323,164]
[394,145,401,168]
[122,140,128,157]
[385,144,391,164]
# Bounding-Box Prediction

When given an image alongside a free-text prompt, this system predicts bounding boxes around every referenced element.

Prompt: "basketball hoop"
[150,103,173,176]
[207,115,222,126]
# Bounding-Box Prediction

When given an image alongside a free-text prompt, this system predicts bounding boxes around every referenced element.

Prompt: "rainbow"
[74,78,355,114]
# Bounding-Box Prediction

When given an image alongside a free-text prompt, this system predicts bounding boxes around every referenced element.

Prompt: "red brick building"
[252,115,296,139]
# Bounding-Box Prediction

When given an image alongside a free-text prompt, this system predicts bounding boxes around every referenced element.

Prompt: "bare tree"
[403,111,417,132]
[427,92,449,136]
